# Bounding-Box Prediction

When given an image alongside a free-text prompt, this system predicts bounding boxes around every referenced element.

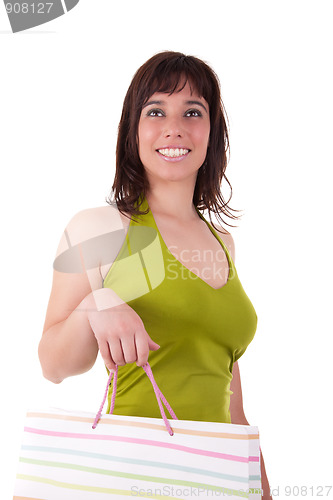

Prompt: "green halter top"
[102,193,258,423]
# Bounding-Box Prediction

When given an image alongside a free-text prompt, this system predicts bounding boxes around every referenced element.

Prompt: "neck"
[145,184,199,223]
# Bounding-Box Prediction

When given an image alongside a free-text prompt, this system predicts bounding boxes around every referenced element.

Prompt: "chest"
[150,216,230,290]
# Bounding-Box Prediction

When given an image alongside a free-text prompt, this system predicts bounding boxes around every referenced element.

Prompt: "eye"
[146,108,165,117]
[185,109,202,117]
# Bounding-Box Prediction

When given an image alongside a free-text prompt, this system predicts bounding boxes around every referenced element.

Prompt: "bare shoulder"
[43,205,132,336]
[55,204,130,259]
[64,204,129,245]
[213,224,236,263]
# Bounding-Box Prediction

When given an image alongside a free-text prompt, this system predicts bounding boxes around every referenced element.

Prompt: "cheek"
[193,123,210,149]
[137,123,146,156]
[138,125,157,165]
[138,122,157,154]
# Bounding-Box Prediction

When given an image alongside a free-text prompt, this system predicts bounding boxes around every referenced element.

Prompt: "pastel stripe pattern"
[14,409,262,499]
[26,412,260,439]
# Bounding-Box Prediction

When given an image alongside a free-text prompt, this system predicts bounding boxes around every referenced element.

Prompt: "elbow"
[40,362,64,384]
[38,341,64,384]
[42,370,64,384]
[230,409,250,425]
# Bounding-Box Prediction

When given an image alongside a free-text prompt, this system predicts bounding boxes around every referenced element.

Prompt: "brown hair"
[106,50,242,233]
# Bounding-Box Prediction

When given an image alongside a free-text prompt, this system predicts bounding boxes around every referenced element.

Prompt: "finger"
[98,340,116,371]
[120,335,138,364]
[108,337,126,366]
[148,336,160,351]
[134,330,150,367]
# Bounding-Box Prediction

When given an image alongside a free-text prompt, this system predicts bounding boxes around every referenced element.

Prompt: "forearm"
[259,447,272,499]
[231,413,271,499]
[38,295,99,383]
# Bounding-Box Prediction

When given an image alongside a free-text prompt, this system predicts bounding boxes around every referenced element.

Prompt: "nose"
[163,116,184,138]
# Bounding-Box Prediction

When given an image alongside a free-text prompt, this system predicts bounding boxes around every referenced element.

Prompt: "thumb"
[147,336,160,351]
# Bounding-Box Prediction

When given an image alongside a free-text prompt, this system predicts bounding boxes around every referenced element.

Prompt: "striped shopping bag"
[13,363,262,499]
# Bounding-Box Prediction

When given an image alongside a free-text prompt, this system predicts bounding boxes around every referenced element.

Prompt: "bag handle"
[92,362,178,436]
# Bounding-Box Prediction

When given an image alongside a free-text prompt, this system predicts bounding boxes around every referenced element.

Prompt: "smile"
[157,148,190,158]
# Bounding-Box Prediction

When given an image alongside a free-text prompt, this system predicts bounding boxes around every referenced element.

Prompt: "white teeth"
[158,148,189,157]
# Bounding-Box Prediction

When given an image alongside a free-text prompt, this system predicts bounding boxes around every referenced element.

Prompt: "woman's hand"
[84,288,160,371]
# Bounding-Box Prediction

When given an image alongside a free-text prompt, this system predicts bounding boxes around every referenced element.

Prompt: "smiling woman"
[111,51,235,231]
[137,82,210,185]
[38,51,272,499]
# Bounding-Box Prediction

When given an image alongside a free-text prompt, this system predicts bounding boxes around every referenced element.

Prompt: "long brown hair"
[106,50,242,233]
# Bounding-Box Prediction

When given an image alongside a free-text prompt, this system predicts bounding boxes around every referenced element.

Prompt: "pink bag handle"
[92,362,178,436]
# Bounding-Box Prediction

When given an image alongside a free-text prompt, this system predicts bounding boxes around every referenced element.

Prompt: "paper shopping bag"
[14,363,262,499]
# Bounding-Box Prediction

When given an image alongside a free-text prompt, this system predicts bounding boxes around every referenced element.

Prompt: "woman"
[39,51,272,498]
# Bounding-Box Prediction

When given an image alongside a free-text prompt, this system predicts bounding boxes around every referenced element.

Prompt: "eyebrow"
[142,99,208,113]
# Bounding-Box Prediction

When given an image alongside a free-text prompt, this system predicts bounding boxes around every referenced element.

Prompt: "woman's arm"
[222,229,272,499]
[39,269,99,383]
[38,207,125,383]
[38,206,159,382]
[230,362,272,499]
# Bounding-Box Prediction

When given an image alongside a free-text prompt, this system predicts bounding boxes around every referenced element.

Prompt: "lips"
[156,147,191,158]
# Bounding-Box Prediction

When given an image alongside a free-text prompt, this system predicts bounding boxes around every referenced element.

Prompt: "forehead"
[147,81,208,105]
[142,74,207,102]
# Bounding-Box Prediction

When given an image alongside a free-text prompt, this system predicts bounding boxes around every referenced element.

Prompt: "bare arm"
[38,207,159,384]
[39,271,103,383]
[221,228,272,499]
[230,362,272,499]
[38,208,118,383]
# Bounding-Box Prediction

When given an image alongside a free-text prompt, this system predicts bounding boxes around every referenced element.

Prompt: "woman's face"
[137,81,210,187]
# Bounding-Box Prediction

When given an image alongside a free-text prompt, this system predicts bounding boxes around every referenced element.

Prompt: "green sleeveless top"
[103,193,258,423]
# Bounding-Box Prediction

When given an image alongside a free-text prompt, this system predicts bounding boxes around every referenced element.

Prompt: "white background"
[1,1,332,498]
